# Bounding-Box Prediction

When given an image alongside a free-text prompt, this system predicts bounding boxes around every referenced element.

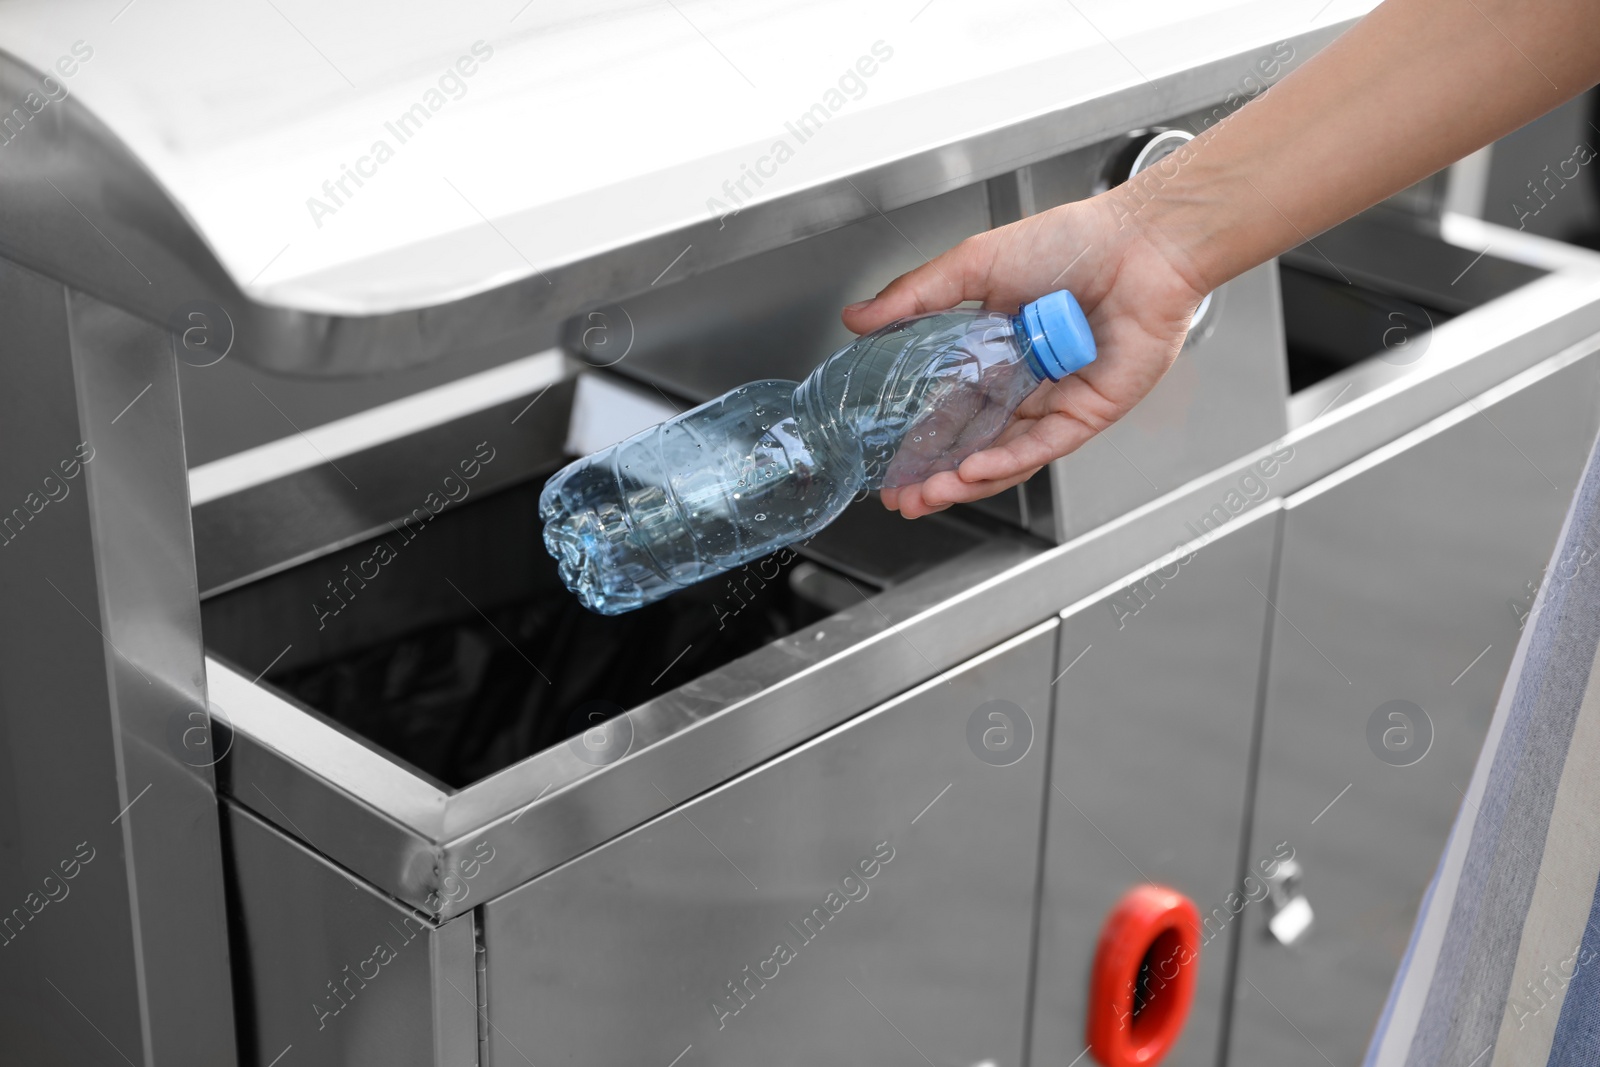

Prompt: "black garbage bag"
[274,568,803,788]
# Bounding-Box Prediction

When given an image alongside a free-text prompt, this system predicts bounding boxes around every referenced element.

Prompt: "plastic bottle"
[540,290,1096,614]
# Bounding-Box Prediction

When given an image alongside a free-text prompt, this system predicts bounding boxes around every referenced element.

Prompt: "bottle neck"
[1013,313,1052,383]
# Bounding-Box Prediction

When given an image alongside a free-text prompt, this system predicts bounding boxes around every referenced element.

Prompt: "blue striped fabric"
[1367,431,1600,1067]
[1547,872,1600,1065]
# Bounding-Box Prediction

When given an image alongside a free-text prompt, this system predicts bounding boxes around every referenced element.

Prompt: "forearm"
[1126,0,1600,293]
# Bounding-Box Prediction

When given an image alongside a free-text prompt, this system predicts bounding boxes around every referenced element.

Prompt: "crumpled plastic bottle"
[541,290,1096,614]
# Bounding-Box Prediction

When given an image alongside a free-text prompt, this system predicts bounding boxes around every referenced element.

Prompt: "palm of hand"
[844,196,1207,518]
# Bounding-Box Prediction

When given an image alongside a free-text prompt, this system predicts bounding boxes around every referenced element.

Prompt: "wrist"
[1098,160,1243,298]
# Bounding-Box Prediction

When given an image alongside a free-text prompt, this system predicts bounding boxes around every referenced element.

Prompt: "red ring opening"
[1086,885,1202,1067]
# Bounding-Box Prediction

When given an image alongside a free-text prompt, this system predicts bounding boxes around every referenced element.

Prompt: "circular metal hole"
[1125,129,1195,181]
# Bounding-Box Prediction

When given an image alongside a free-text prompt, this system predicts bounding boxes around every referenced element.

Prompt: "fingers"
[841,236,990,335]
[886,409,1098,517]
[880,482,944,514]
[886,406,1100,518]
[891,466,1043,519]
[955,412,1095,485]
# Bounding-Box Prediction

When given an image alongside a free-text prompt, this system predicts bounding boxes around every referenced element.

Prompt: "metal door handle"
[1263,858,1313,945]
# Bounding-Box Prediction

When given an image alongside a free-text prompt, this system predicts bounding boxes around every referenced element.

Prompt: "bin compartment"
[1280,213,1546,393]
[199,374,1007,788]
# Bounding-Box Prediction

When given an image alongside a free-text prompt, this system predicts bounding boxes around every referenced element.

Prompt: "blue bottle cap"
[1020,290,1097,381]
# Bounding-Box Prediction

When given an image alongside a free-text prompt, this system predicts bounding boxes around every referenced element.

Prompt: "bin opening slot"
[200,449,1000,789]
[202,473,849,789]
[1280,213,1547,393]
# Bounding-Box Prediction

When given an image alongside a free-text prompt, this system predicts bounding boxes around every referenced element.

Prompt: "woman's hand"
[842,191,1209,518]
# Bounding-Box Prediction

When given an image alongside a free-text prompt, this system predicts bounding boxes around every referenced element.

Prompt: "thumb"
[841,236,988,335]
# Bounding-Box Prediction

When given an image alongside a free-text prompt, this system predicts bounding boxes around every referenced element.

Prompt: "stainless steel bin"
[7,9,1600,1067]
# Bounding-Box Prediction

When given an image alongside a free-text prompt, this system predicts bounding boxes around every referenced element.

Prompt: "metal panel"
[1230,346,1600,1063]
[191,370,574,599]
[208,658,453,915]
[478,622,1056,1067]
[222,802,478,1067]
[1049,258,1287,541]
[0,263,236,1066]
[1019,110,1292,543]
[1031,504,1278,1067]
[571,184,993,404]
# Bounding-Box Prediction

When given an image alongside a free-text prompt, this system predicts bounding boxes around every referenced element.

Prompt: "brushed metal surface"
[568,185,993,404]
[1049,257,1287,542]
[1282,212,1545,317]
[222,802,478,1067]
[191,374,575,599]
[208,657,453,913]
[0,264,237,1064]
[969,108,1293,545]
[478,622,1056,1067]
[1019,104,1291,543]
[1285,217,1600,431]
[1030,505,1278,1067]
[1230,346,1600,1063]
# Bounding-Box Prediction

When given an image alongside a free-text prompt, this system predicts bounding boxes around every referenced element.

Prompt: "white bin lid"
[0,0,1372,316]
